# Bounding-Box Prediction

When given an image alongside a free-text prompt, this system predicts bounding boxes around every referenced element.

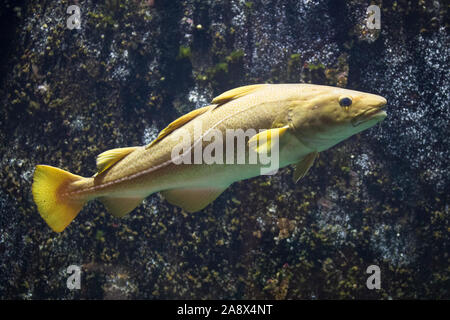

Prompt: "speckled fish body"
[32,84,387,232]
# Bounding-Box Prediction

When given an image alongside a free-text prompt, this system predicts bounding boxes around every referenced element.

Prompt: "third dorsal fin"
[95,147,139,176]
[211,84,267,105]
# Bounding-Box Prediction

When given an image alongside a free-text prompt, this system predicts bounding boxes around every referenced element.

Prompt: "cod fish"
[32,84,387,232]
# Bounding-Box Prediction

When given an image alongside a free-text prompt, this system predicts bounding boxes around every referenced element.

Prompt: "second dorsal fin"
[211,84,267,105]
[160,185,229,213]
[146,105,211,150]
[95,147,139,176]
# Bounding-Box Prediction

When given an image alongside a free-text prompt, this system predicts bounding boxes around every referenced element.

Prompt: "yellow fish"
[32,84,387,232]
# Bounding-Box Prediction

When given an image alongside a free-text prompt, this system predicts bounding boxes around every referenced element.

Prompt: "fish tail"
[32,165,88,232]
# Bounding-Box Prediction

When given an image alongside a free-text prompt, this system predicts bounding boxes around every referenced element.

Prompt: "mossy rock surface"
[0,0,448,299]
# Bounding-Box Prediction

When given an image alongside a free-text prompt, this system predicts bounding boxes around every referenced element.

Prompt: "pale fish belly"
[100,133,309,198]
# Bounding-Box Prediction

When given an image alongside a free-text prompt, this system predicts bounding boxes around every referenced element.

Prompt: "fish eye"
[339,97,352,107]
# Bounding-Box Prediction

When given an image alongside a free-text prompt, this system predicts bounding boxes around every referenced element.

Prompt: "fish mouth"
[351,106,387,127]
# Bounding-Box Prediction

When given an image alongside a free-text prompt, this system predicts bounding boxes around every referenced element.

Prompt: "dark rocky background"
[0,0,448,299]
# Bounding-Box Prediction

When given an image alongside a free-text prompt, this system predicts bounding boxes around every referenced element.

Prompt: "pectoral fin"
[293,151,318,183]
[248,126,288,154]
[160,186,229,213]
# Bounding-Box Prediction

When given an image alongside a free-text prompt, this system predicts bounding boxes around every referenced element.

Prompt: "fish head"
[290,85,387,150]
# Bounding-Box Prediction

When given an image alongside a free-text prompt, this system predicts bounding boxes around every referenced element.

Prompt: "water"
[0,0,448,299]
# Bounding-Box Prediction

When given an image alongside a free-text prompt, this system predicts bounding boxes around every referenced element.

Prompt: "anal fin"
[100,196,145,217]
[160,186,229,213]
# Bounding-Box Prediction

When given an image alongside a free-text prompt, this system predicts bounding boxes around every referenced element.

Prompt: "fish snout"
[376,96,387,108]
[351,95,388,127]
[367,94,387,109]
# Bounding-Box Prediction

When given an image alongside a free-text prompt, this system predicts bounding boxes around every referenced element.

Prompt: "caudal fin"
[32,165,87,232]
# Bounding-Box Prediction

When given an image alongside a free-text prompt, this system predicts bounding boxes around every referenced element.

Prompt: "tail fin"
[32,165,87,232]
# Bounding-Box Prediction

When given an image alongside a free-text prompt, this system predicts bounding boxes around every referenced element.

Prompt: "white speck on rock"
[142,125,159,145]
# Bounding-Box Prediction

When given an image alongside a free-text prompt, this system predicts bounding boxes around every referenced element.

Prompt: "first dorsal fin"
[145,105,211,150]
[211,84,267,105]
[95,147,139,176]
